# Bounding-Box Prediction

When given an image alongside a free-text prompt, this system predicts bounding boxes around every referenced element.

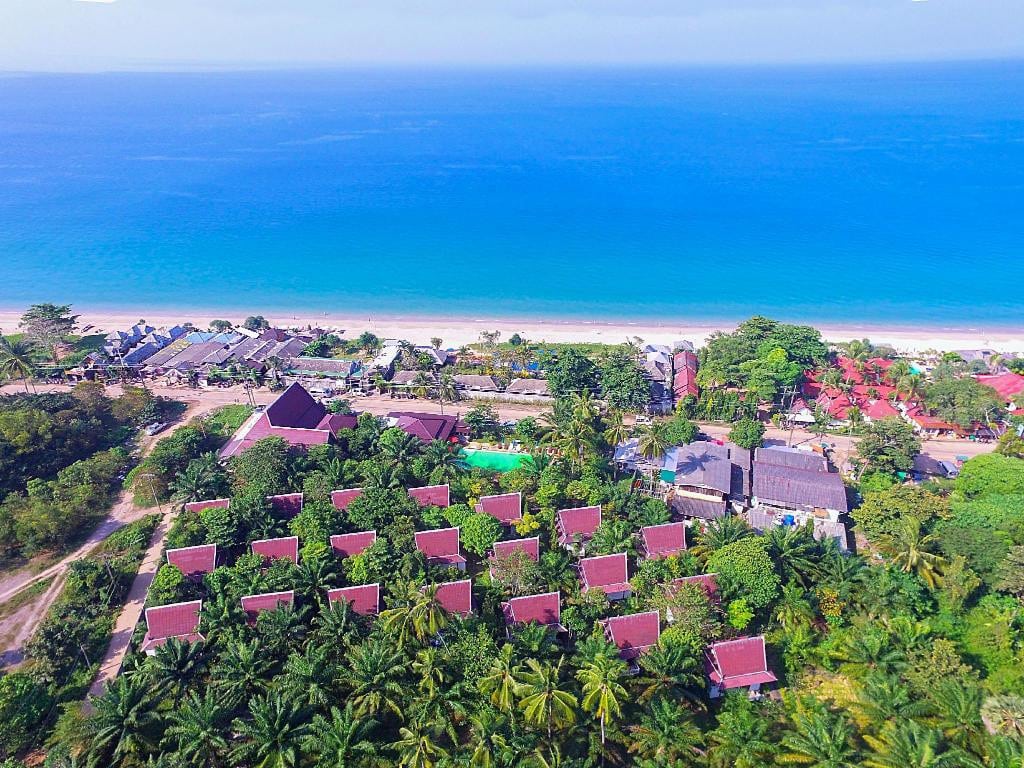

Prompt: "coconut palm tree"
[169,453,227,506]
[479,645,523,715]
[774,582,816,631]
[411,371,433,400]
[635,421,670,463]
[281,642,340,709]
[310,598,358,646]
[705,694,778,768]
[883,517,946,588]
[557,416,597,469]
[853,672,929,723]
[211,637,272,706]
[691,515,752,560]
[0,334,37,392]
[778,706,860,768]
[577,654,628,745]
[344,639,407,720]
[304,703,381,768]
[628,696,704,764]
[149,637,206,705]
[391,724,449,768]
[634,643,703,706]
[160,690,230,768]
[766,524,820,587]
[380,581,451,646]
[516,658,579,739]
[85,674,163,768]
[602,409,630,448]
[831,629,907,676]
[230,693,311,768]
[863,720,959,768]
[421,440,463,485]
[436,372,459,415]
[379,429,423,467]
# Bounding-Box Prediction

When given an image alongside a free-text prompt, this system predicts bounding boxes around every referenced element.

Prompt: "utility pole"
[141,472,164,514]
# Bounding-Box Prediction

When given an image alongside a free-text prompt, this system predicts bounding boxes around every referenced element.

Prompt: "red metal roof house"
[429,579,474,617]
[166,544,217,578]
[556,505,602,550]
[476,492,522,524]
[330,531,377,559]
[240,590,294,624]
[601,611,661,661]
[415,527,467,571]
[327,584,380,616]
[501,591,564,632]
[638,522,686,560]
[408,484,450,508]
[578,553,632,600]
[184,498,230,514]
[705,635,777,697]
[330,488,364,511]
[141,600,204,654]
[251,536,299,564]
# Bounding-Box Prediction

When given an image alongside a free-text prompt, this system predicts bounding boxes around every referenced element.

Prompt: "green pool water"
[461,448,534,473]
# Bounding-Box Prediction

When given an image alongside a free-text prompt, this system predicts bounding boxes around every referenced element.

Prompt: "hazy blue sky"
[1,0,1022,71]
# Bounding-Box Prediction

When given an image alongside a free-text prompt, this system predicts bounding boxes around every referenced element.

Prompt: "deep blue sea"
[1,62,1022,327]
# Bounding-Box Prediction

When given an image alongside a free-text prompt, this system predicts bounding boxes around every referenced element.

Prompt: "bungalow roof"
[476,492,522,524]
[501,591,561,627]
[240,590,294,622]
[266,382,327,429]
[705,635,777,689]
[579,553,631,595]
[670,573,719,598]
[142,600,204,653]
[166,544,217,577]
[639,522,686,559]
[602,611,661,661]
[556,505,602,546]
[184,497,230,514]
[673,495,727,521]
[388,411,460,442]
[330,488,364,511]
[505,378,550,396]
[415,527,466,567]
[327,584,380,616]
[408,484,451,508]
[975,372,1024,400]
[330,530,377,559]
[430,579,473,617]
[251,536,299,564]
[491,536,541,562]
[267,492,303,518]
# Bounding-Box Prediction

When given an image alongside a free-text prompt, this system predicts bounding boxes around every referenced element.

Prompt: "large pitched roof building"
[327,584,380,616]
[578,553,632,600]
[141,600,204,654]
[602,611,661,661]
[705,636,777,697]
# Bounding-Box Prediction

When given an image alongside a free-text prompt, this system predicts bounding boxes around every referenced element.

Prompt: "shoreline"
[0,306,1021,354]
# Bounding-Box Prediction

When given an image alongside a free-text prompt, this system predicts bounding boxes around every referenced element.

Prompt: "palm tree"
[282,642,340,709]
[436,372,459,415]
[379,430,424,467]
[0,334,37,392]
[421,440,463,485]
[634,643,703,706]
[635,421,670,463]
[380,582,451,646]
[230,693,311,768]
[774,582,816,631]
[883,517,946,588]
[311,598,358,646]
[479,644,522,714]
[149,636,206,704]
[577,654,628,746]
[160,690,230,768]
[602,409,630,448]
[362,461,402,490]
[570,390,599,421]
[706,694,778,768]
[391,724,449,768]
[863,720,959,768]
[516,658,579,739]
[466,708,514,768]
[628,696,704,764]
[212,638,272,706]
[766,524,820,587]
[411,371,433,400]
[692,515,752,560]
[853,672,929,723]
[169,453,227,506]
[778,707,860,768]
[928,680,985,755]
[85,674,163,767]
[345,639,407,719]
[558,416,597,469]
[832,630,907,676]
[304,703,381,768]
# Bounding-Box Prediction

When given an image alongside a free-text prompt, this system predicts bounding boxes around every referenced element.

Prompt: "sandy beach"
[0,307,1020,355]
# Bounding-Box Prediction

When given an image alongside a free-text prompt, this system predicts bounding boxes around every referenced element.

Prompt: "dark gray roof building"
[752,463,848,513]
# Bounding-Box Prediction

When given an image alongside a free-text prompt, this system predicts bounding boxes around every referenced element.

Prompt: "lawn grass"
[201,403,254,435]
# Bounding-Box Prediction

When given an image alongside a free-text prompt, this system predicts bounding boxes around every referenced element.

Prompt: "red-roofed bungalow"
[429,579,473,617]
[975,372,1024,404]
[388,411,465,443]
[501,591,564,632]
[327,584,380,616]
[705,635,777,697]
[240,590,294,624]
[408,484,450,508]
[251,536,299,564]
[638,522,686,560]
[415,527,467,571]
[330,531,377,559]
[578,553,632,600]
[862,398,900,421]
[184,498,230,514]
[141,600,204,654]
[601,610,661,661]
[556,505,602,550]
[670,573,719,598]
[476,492,522,524]
[673,351,699,400]
[330,488,364,511]
[490,537,541,580]
[267,492,303,518]
[166,544,217,578]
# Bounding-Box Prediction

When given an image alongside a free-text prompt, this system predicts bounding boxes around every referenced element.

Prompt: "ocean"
[1,62,1022,327]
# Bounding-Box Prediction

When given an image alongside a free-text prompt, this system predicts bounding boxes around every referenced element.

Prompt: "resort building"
[267,492,304,518]
[330,488,364,510]
[430,579,474,617]
[475,492,523,525]
[251,536,300,564]
[387,411,465,443]
[166,544,217,579]
[408,484,451,508]
[503,378,552,401]
[638,522,687,560]
[240,591,294,624]
[501,592,564,632]
[184,498,230,514]
[673,350,699,401]
[578,553,632,601]
[555,505,602,551]
[601,611,661,663]
[327,584,380,616]
[329,531,377,559]
[415,528,467,571]
[704,636,777,698]
[659,441,750,520]
[490,537,541,581]
[141,600,204,654]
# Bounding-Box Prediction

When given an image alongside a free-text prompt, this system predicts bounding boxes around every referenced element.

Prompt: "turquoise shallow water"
[1,62,1022,327]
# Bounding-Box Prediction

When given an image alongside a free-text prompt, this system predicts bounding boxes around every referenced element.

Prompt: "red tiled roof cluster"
[639,522,686,559]
[975,372,1024,401]
[476,492,522,524]
[602,611,661,660]
[579,553,631,596]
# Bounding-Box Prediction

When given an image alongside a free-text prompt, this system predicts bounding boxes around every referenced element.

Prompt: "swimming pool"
[461,448,534,473]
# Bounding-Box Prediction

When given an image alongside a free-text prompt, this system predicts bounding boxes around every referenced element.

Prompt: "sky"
[1,0,1022,71]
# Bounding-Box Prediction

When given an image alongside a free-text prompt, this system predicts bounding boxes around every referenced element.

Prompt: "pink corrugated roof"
[476,492,522,523]
[639,522,686,558]
[501,591,561,626]
[671,573,719,598]
[976,372,1024,400]
[184,498,230,514]
[142,600,203,652]
[602,611,660,660]
[240,590,294,622]
[556,505,601,545]
[267,493,303,518]
[492,537,540,561]
[408,484,450,508]
[579,553,631,595]
[330,531,376,558]
[430,579,473,617]
[330,488,364,511]
[327,584,379,615]
[705,635,776,689]
[166,544,217,577]
[415,528,465,565]
[251,536,299,564]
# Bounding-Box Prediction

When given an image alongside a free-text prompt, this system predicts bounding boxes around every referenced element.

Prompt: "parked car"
[145,421,168,436]
[938,460,960,478]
